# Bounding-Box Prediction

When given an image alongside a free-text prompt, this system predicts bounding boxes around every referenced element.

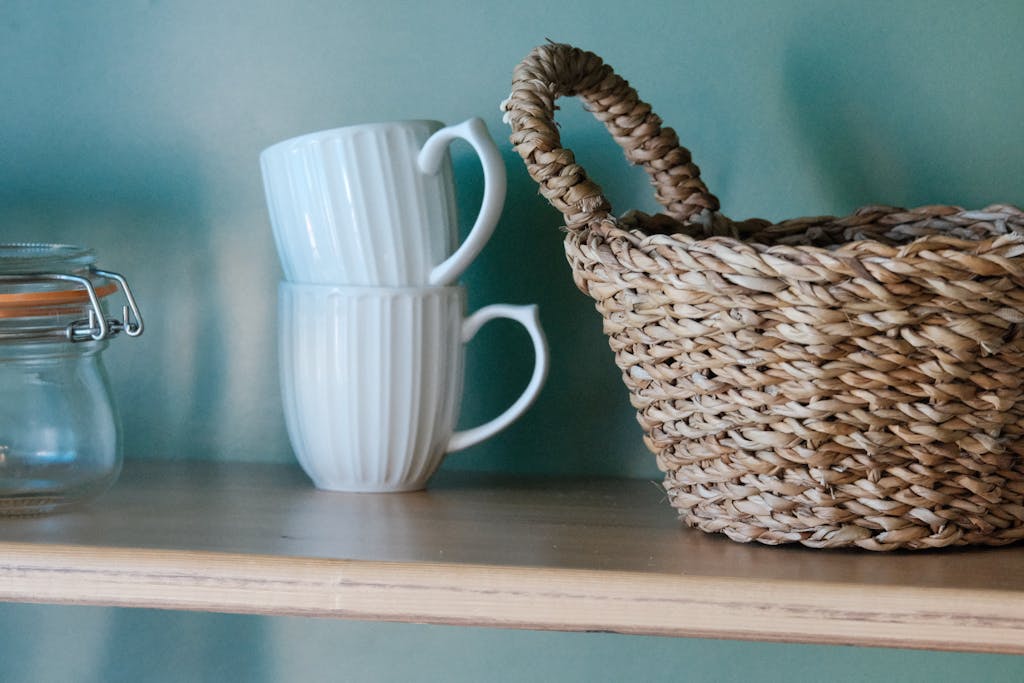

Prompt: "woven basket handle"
[503,42,719,231]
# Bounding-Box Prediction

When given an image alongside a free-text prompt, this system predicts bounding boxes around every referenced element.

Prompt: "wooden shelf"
[1,460,1022,653]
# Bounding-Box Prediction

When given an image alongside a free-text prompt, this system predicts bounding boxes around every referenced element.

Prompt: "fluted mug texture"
[278,282,548,492]
[261,118,506,287]
[503,42,1024,550]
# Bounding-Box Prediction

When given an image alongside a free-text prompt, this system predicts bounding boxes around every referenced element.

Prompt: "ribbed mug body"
[262,121,457,285]
[278,282,464,491]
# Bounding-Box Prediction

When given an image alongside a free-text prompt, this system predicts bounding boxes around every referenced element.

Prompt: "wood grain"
[0,460,1022,652]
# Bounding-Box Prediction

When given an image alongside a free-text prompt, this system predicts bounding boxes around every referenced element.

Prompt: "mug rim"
[261,120,445,158]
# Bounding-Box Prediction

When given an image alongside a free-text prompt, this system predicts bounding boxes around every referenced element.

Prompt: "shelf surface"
[0,460,1022,653]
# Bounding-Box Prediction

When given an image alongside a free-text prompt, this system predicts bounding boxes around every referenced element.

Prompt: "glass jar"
[0,244,143,515]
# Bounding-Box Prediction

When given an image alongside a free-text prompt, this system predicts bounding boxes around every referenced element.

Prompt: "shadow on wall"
[0,73,289,464]
[781,9,1024,214]
[451,115,664,479]
[0,603,272,682]
[0,185,237,464]
[94,608,271,682]
[0,2,290,465]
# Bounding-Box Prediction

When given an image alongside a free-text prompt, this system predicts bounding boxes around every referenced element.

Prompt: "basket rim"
[586,203,1024,261]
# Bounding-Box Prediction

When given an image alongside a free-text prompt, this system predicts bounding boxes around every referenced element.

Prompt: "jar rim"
[0,243,96,275]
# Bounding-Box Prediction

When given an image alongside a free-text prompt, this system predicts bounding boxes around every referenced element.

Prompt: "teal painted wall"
[1,0,1022,680]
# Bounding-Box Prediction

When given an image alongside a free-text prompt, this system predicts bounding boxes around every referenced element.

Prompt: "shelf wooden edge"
[1,541,1022,654]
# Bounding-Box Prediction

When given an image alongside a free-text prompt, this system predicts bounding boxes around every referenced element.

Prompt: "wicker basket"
[503,42,1024,550]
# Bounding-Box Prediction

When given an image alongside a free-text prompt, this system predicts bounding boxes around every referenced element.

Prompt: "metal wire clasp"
[66,269,144,342]
[0,269,144,342]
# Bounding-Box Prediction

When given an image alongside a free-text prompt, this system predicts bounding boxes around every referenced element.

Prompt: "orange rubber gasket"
[0,282,117,318]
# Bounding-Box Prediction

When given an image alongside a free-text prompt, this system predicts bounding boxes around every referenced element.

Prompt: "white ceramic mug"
[261,118,506,286]
[278,282,548,492]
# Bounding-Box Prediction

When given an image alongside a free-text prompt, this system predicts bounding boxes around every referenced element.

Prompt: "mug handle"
[417,118,507,286]
[447,304,549,453]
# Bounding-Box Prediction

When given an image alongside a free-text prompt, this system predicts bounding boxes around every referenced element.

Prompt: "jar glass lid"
[0,243,95,275]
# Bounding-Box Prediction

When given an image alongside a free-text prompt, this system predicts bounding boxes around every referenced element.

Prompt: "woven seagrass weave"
[503,42,1024,550]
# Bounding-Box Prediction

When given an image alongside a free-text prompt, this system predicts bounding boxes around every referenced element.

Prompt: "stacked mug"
[261,119,548,492]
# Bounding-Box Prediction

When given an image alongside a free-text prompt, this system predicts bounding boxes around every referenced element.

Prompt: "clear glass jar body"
[0,338,120,514]
[0,244,140,515]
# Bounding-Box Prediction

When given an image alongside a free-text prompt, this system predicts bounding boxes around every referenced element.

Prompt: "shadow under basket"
[503,42,1024,550]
